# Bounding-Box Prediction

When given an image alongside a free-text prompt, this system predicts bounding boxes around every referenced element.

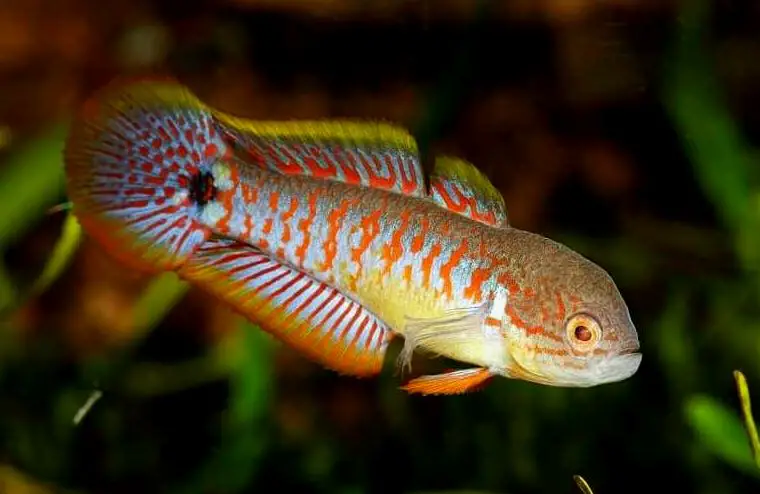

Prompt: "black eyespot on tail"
[189,171,217,206]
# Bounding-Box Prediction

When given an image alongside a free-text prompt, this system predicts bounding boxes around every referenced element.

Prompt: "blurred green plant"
[734,371,760,466]
[28,212,82,300]
[664,0,760,484]
[0,123,69,313]
[664,0,760,281]
[0,122,68,251]
[686,371,760,478]
[573,475,593,494]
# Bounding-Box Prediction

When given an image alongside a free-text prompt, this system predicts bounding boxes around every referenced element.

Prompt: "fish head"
[500,233,641,388]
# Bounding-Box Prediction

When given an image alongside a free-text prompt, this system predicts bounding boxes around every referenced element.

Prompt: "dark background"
[0,0,759,493]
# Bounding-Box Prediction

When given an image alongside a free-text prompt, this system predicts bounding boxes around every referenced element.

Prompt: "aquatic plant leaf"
[131,271,189,338]
[169,322,273,494]
[685,394,760,478]
[573,475,594,494]
[0,122,68,251]
[28,212,82,298]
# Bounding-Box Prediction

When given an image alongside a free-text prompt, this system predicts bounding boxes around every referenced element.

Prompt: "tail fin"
[64,76,232,272]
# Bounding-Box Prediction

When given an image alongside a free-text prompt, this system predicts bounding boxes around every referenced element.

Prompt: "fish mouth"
[504,340,642,388]
[514,351,642,388]
[593,350,642,384]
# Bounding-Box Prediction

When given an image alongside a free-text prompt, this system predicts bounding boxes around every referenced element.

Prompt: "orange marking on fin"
[307,147,338,179]
[262,218,273,234]
[401,368,493,396]
[368,155,396,190]
[314,297,353,355]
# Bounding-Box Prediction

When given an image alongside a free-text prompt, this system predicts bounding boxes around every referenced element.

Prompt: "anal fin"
[429,156,508,228]
[401,368,493,395]
[178,237,393,377]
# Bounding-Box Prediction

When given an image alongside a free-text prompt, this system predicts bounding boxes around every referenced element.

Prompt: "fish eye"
[565,313,602,351]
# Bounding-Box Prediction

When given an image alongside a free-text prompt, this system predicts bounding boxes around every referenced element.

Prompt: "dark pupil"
[574,325,592,342]
[189,171,216,206]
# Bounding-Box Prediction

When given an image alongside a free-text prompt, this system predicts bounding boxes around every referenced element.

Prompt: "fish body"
[64,77,642,394]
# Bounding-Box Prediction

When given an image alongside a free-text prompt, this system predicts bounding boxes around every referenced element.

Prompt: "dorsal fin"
[213,112,427,198]
[428,156,508,227]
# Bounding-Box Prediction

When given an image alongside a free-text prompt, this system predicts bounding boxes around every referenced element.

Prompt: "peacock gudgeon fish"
[63,77,641,395]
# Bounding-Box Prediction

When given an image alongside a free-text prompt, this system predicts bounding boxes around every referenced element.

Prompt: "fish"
[63,77,642,395]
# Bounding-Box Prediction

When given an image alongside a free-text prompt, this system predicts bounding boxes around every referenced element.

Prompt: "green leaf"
[169,322,273,494]
[28,212,82,298]
[663,0,752,233]
[685,394,760,477]
[225,323,273,425]
[131,271,189,338]
[0,122,69,251]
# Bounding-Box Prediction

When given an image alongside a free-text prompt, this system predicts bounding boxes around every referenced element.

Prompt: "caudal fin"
[64,76,232,272]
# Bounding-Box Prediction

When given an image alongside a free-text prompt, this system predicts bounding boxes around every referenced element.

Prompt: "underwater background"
[1,0,760,493]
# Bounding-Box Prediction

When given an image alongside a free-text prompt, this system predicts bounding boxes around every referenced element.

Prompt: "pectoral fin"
[401,368,493,395]
[397,304,490,373]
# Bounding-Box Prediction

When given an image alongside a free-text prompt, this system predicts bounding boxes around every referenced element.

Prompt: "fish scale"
[204,160,504,335]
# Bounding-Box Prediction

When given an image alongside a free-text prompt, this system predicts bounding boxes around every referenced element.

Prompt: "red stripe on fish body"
[197,159,518,370]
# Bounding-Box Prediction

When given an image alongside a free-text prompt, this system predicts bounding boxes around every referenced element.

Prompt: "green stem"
[733,370,760,468]
[573,475,594,494]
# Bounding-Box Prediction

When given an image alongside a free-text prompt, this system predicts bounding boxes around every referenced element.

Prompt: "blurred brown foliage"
[1,0,760,493]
